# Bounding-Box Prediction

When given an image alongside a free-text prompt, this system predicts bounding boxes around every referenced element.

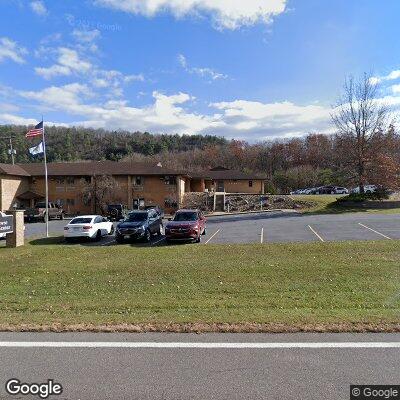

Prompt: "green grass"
[0,239,400,330]
[296,194,400,215]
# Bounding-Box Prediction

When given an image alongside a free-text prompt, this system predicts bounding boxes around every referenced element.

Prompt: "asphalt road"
[20,211,400,246]
[0,332,399,399]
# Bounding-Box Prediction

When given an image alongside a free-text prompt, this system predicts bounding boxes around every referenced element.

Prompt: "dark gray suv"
[115,210,163,243]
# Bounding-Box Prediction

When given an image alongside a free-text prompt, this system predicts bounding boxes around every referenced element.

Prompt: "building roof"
[0,163,31,177]
[16,161,187,177]
[191,167,266,180]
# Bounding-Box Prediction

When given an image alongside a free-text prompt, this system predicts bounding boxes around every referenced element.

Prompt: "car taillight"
[64,227,69,231]
[83,226,92,230]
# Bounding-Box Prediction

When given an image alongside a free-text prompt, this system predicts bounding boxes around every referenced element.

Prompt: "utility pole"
[0,135,16,164]
[9,137,15,165]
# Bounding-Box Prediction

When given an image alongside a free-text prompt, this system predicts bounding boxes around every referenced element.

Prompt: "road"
[20,211,400,246]
[0,332,399,399]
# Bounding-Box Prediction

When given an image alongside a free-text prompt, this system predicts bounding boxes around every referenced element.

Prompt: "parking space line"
[308,225,325,242]
[205,229,220,244]
[358,223,392,240]
[260,228,264,244]
[152,237,166,246]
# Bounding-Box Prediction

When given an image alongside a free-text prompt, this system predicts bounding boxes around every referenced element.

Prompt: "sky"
[0,0,400,142]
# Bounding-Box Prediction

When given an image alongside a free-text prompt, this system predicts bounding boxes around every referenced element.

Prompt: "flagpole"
[42,117,49,238]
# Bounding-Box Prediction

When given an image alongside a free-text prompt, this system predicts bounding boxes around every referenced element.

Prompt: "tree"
[81,175,121,214]
[331,73,392,192]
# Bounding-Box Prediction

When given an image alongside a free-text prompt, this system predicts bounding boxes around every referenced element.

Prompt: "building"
[190,166,265,194]
[0,161,265,214]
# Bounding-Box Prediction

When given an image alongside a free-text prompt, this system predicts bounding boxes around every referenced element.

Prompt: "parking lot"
[14,211,400,247]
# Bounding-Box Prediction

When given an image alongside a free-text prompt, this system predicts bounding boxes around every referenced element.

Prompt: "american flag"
[26,121,43,138]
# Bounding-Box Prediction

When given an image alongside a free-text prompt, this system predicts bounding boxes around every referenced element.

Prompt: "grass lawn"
[296,194,400,215]
[0,239,400,332]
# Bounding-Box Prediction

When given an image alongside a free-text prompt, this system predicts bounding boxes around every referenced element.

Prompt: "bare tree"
[81,175,121,214]
[331,73,391,193]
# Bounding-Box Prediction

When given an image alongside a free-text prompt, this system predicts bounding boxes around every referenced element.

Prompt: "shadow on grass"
[29,236,65,245]
[302,202,400,215]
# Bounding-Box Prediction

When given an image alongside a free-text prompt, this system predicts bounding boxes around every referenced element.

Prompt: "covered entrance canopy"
[17,190,44,208]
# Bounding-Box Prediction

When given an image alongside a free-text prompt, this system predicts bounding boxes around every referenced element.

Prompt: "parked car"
[64,215,114,241]
[0,211,6,239]
[351,185,377,194]
[165,209,206,243]
[143,205,164,218]
[334,186,349,194]
[25,202,64,222]
[115,209,163,243]
[106,204,129,221]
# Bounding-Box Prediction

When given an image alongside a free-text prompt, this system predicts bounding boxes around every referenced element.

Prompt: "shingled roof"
[0,163,31,177]
[17,161,187,177]
[191,167,266,180]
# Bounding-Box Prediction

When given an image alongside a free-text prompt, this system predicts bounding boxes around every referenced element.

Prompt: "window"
[164,176,176,185]
[55,178,65,184]
[249,180,253,187]
[133,176,143,186]
[66,177,75,185]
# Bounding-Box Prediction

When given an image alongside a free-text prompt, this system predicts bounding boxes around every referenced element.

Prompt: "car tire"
[144,229,151,242]
[115,236,124,244]
[95,230,102,241]
[157,224,163,236]
[59,213,64,220]
[196,234,201,243]
[109,225,115,235]
[202,227,207,236]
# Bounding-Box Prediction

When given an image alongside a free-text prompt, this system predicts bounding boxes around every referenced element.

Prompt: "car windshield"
[174,212,198,221]
[70,217,93,224]
[126,213,147,222]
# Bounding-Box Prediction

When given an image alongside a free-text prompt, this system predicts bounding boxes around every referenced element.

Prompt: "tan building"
[190,166,265,194]
[0,162,265,214]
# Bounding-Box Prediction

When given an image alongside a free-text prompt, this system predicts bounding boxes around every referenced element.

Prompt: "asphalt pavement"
[0,332,399,399]
[20,211,400,246]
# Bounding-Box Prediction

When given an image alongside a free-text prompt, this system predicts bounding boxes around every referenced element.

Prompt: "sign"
[0,215,13,235]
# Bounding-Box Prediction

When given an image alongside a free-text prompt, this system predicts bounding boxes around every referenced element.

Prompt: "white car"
[334,186,349,194]
[0,211,6,239]
[64,215,114,241]
[351,185,377,194]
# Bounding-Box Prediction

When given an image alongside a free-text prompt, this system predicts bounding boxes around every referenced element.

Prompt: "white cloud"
[371,69,400,84]
[72,29,101,43]
[30,0,48,16]
[0,37,27,64]
[35,47,92,79]
[16,80,338,139]
[95,0,287,30]
[392,85,400,94]
[178,54,227,81]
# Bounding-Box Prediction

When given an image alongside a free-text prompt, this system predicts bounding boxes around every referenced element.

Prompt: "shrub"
[336,189,390,204]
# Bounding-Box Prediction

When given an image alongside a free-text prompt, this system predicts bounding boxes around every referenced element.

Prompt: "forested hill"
[0,125,228,163]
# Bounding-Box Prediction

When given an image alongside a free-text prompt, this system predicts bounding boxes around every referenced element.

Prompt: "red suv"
[165,209,206,243]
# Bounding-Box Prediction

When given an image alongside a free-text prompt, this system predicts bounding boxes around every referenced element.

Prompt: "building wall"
[0,175,30,211]
[30,174,182,214]
[205,179,264,194]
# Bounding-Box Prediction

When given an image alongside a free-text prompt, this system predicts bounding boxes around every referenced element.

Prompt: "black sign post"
[0,215,13,235]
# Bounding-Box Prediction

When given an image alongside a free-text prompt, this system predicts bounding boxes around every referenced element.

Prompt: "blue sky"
[0,0,400,141]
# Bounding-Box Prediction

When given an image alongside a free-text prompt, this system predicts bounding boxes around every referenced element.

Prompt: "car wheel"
[157,224,163,236]
[59,213,64,220]
[202,227,207,236]
[95,230,102,241]
[115,236,124,244]
[144,229,151,242]
[195,234,201,243]
[109,225,115,235]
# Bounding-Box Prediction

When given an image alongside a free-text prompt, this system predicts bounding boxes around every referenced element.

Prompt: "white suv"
[351,185,377,194]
